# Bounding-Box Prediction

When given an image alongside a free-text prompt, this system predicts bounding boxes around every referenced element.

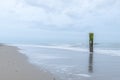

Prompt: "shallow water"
[10,44,120,80]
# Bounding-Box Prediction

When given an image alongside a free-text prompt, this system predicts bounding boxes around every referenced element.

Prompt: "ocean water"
[10,43,120,80]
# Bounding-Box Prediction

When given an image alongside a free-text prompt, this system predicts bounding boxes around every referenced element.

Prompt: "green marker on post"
[89,33,94,52]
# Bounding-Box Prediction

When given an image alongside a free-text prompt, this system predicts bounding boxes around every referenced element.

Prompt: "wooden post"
[89,33,94,52]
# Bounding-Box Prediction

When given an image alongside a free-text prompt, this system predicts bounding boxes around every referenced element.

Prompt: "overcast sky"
[0,0,120,44]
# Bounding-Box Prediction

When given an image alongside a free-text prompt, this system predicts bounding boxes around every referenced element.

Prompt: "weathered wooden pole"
[89,33,94,52]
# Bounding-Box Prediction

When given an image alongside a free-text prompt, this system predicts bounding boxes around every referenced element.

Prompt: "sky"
[0,0,120,44]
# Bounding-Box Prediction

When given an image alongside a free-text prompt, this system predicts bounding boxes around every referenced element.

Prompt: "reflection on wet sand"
[88,53,94,73]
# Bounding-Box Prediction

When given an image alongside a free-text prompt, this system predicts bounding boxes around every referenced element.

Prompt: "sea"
[9,43,120,80]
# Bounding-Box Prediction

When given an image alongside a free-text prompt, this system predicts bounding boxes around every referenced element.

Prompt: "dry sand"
[0,44,54,80]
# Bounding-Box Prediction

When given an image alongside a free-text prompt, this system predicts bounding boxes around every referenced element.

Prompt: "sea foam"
[10,44,120,57]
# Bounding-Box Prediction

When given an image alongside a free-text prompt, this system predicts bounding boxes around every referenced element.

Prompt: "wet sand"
[0,44,54,80]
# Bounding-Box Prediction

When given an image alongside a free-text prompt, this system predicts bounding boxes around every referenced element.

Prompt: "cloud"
[0,0,120,43]
[0,0,119,30]
[23,0,120,31]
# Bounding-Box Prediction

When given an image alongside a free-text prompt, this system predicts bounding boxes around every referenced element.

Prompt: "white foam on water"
[74,74,91,77]
[10,44,88,52]
[10,44,120,57]
[95,49,120,56]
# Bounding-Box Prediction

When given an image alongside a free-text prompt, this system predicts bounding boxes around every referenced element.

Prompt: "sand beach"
[0,44,54,80]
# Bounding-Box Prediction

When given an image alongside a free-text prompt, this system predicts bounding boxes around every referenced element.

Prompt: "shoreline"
[14,44,120,80]
[0,44,54,80]
[3,44,120,80]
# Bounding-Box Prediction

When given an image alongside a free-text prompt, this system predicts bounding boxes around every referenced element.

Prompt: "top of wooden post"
[89,33,94,41]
